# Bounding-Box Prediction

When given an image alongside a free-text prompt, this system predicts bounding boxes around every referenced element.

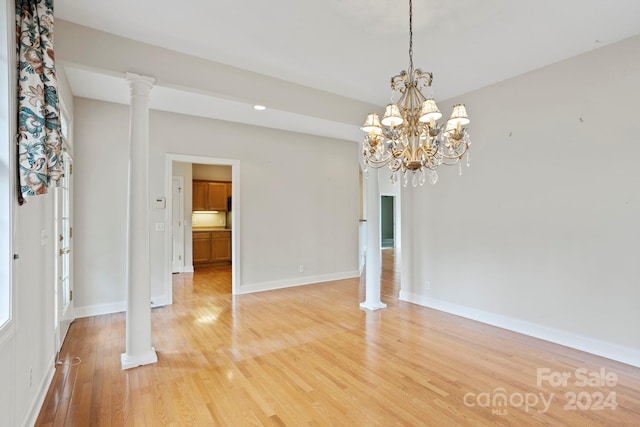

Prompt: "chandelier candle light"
[361,0,472,187]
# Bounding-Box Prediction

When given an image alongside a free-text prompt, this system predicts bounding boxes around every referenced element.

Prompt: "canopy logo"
[462,367,619,417]
[463,388,553,416]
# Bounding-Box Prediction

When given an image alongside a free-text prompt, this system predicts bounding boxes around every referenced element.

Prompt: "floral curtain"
[15,0,62,205]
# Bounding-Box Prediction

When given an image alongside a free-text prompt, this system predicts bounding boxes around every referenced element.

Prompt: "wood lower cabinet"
[193,230,231,266]
[192,231,212,264]
[211,232,231,261]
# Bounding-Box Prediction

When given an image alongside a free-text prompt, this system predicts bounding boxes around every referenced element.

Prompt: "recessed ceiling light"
[254,105,266,111]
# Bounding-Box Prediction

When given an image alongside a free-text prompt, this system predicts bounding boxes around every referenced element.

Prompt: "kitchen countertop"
[193,228,232,232]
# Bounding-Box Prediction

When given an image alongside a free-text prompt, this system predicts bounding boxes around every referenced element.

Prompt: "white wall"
[13,195,57,424]
[73,99,130,316]
[192,164,231,181]
[72,97,360,313]
[152,110,360,294]
[401,34,640,366]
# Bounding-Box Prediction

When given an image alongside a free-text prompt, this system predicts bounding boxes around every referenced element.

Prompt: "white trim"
[121,347,158,370]
[74,301,126,318]
[0,321,14,347]
[171,176,185,273]
[183,265,194,273]
[150,296,169,308]
[360,301,387,311]
[239,270,360,295]
[399,291,640,368]
[19,355,56,427]
[0,0,15,340]
[75,296,169,317]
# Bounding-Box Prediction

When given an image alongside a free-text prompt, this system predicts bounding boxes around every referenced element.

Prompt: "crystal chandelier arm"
[392,145,410,161]
[440,135,470,165]
[363,154,394,168]
[388,158,403,172]
[415,144,441,169]
[391,71,409,93]
[362,136,394,168]
[413,69,433,89]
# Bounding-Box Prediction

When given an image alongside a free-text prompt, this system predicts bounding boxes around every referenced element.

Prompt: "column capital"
[126,72,155,96]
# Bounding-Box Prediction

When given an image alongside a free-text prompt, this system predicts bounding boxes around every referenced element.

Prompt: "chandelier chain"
[408,0,413,73]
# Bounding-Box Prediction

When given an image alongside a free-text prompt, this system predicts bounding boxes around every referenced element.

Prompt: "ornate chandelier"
[361,0,472,187]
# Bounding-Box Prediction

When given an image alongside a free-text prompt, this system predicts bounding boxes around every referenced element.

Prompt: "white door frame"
[164,154,241,303]
[171,176,185,273]
[54,150,74,351]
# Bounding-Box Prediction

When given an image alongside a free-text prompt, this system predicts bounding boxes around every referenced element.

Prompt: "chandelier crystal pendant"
[360,0,472,187]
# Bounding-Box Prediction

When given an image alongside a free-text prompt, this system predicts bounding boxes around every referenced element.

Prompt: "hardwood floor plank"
[35,249,640,426]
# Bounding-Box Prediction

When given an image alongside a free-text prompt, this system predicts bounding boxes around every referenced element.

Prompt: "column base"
[360,301,387,311]
[121,347,158,370]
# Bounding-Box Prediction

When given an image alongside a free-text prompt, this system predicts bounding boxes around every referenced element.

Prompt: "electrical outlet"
[28,366,32,388]
[425,281,431,290]
[299,264,304,273]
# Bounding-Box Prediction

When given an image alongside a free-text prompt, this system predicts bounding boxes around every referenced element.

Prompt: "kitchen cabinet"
[207,182,227,211]
[192,231,211,263]
[211,232,231,261]
[193,230,231,266]
[192,181,208,211]
[192,180,230,211]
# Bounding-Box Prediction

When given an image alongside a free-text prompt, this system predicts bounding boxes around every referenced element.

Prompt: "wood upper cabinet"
[193,180,230,211]
[192,181,208,211]
[207,182,228,211]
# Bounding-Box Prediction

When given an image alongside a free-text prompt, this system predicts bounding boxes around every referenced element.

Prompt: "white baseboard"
[121,347,158,370]
[20,354,56,427]
[183,265,194,273]
[399,291,640,368]
[151,295,169,308]
[75,297,171,317]
[239,270,360,295]
[74,301,126,318]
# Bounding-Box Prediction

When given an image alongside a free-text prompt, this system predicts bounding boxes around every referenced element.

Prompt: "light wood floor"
[37,250,640,426]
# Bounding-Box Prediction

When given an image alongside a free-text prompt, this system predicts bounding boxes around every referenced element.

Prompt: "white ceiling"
[55,0,640,139]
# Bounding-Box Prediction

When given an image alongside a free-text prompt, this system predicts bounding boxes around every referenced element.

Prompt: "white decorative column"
[121,72,158,370]
[360,169,387,310]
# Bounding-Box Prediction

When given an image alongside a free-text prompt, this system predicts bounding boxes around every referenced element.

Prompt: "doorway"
[381,195,395,248]
[165,154,241,304]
